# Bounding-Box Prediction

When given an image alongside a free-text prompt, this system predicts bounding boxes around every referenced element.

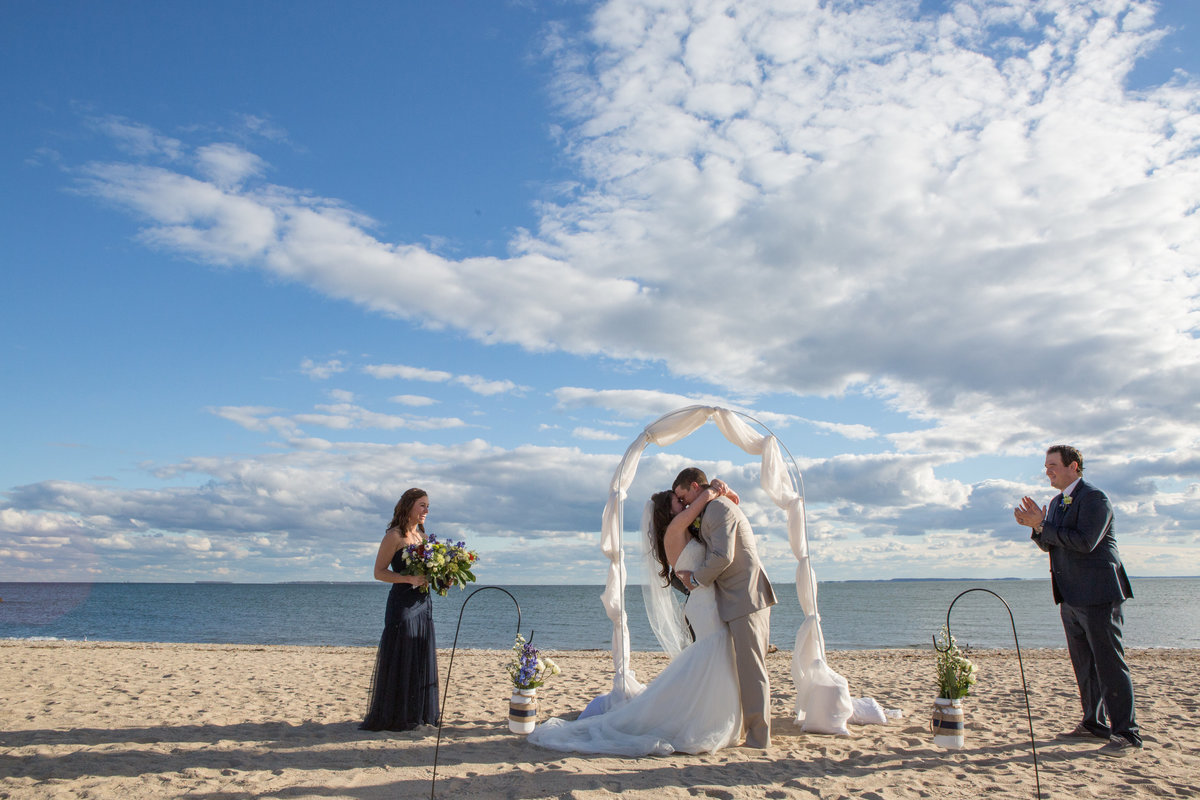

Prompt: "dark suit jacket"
[1033,479,1133,607]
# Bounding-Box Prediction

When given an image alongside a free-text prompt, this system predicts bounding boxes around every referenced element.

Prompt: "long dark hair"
[650,491,675,584]
[650,490,705,586]
[388,488,427,535]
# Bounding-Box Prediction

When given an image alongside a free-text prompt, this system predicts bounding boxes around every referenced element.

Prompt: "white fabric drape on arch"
[597,405,858,734]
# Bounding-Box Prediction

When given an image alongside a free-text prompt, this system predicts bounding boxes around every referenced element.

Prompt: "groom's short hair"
[673,467,708,490]
[1047,444,1084,472]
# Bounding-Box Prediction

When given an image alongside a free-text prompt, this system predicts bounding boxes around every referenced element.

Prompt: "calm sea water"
[1,578,1197,651]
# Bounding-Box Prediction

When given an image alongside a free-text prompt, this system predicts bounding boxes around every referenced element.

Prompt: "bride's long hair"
[649,491,675,584]
[649,490,705,586]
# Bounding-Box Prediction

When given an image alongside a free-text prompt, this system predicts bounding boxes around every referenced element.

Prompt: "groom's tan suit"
[691,496,777,747]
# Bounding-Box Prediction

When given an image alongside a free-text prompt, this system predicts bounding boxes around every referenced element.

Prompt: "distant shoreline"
[6,579,1196,650]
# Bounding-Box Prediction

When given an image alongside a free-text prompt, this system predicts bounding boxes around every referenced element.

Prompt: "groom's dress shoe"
[1099,736,1143,757]
[1058,723,1108,740]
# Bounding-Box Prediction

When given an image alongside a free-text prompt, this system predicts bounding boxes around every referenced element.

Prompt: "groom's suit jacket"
[1033,479,1133,607]
[692,497,777,622]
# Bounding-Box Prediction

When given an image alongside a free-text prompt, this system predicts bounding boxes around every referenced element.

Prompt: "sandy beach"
[1,641,1196,799]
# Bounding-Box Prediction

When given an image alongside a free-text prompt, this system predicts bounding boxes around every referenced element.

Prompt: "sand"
[1,641,1197,799]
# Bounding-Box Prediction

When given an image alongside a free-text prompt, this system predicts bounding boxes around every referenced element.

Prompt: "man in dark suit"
[1015,445,1142,755]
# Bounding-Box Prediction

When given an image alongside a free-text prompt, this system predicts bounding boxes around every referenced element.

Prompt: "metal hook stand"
[430,587,522,800]
[934,588,1043,799]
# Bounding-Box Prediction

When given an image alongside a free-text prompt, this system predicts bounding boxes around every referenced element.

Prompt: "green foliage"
[934,624,978,699]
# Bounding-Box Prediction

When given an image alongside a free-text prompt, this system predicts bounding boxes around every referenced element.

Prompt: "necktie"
[1051,494,1066,525]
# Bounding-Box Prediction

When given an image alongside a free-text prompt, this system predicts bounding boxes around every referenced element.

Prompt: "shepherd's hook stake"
[934,587,1043,799]
[430,587,522,800]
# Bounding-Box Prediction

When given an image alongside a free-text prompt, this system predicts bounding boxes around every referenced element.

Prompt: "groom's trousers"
[1061,600,1140,744]
[729,606,772,748]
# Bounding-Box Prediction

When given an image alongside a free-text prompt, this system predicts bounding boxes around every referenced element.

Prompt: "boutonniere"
[1062,495,1073,507]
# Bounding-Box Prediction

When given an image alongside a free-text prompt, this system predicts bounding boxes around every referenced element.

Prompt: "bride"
[527,481,743,756]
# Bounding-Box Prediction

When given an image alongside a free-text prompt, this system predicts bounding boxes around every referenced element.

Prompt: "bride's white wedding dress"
[527,540,742,755]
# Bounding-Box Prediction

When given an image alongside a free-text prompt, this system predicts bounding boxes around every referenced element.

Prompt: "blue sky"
[3,0,1198,585]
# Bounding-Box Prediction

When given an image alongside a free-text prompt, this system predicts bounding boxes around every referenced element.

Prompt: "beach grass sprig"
[934,624,978,700]
[508,633,561,690]
[401,533,479,596]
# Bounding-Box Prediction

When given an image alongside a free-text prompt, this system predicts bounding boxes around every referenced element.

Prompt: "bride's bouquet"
[508,633,561,690]
[401,534,479,596]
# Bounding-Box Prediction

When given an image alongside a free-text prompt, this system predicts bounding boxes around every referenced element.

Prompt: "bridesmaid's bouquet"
[401,534,479,596]
[508,633,561,690]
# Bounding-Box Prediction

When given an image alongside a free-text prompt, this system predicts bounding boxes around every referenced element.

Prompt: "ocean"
[1,578,1197,651]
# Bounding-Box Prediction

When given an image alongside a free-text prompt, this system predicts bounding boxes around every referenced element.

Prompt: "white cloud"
[73,4,1199,458]
[195,142,265,188]
[0,508,88,534]
[364,363,453,382]
[573,426,625,441]
[390,394,437,407]
[301,358,347,380]
[209,406,298,437]
[36,0,1200,583]
[553,387,728,418]
[295,403,467,432]
[551,388,801,434]
[78,163,279,266]
[798,452,971,509]
[89,115,183,160]
[4,413,1196,582]
[236,113,290,143]
[453,375,526,396]
[208,402,466,438]
[802,418,877,441]
[364,362,525,396]
[0,438,623,581]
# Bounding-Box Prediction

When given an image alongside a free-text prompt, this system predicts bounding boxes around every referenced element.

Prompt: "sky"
[2,0,1198,586]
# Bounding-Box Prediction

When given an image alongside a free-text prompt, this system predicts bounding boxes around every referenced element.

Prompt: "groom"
[672,467,777,748]
[1014,445,1141,755]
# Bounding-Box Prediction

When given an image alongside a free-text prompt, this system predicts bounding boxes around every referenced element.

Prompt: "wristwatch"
[689,575,700,588]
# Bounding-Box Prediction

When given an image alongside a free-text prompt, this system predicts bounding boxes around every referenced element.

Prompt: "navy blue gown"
[361,551,439,731]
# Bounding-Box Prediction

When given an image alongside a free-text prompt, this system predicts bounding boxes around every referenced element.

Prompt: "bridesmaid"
[360,488,440,731]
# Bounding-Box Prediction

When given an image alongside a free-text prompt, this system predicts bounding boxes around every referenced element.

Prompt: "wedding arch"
[595,405,860,734]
